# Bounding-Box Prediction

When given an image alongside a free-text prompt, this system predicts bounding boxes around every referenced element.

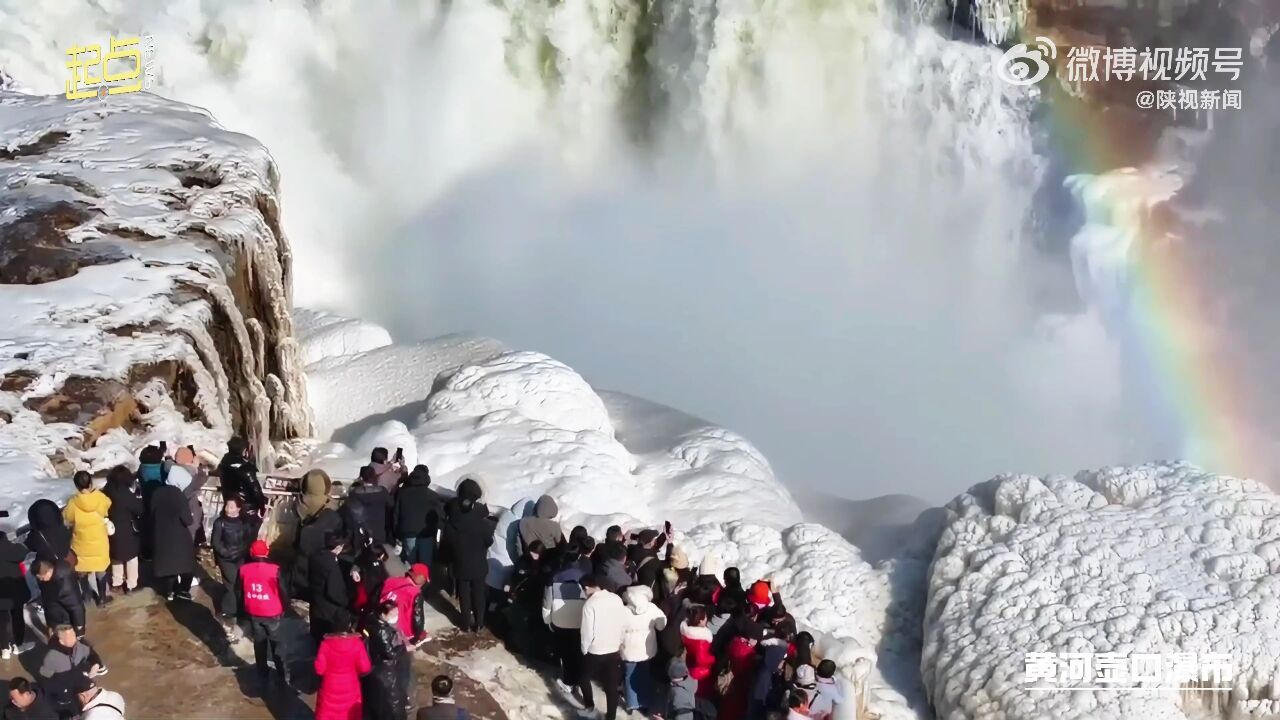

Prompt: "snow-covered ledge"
[0,91,312,510]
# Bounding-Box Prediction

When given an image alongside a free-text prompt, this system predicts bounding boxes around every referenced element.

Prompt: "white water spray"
[0,0,1152,500]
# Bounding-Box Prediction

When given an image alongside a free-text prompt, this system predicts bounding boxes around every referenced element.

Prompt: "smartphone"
[664,520,672,536]
[159,440,167,454]
[394,447,405,463]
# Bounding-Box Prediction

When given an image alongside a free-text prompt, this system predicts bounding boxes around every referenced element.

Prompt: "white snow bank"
[296,315,932,718]
[923,463,1280,720]
[425,351,614,437]
[293,308,393,366]
[300,316,506,448]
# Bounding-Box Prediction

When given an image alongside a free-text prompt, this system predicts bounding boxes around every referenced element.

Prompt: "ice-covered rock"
[923,463,1280,719]
[0,90,312,512]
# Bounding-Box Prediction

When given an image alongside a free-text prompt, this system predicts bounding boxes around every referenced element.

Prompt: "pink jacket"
[315,634,372,720]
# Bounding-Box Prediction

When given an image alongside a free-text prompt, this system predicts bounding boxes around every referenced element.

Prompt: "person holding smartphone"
[367,448,407,494]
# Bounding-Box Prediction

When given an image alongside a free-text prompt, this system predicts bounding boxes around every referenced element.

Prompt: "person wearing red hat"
[239,540,292,686]
[747,580,772,609]
[380,564,431,648]
[378,564,430,718]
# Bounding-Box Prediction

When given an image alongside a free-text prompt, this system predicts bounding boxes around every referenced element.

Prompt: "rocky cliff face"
[0,91,311,502]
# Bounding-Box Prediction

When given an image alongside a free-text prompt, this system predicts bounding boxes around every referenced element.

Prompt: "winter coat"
[752,638,791,704]
[808,677,844,720]
[179,465,208,542]
[218,452,266,509]
[441,481,493,582]
[102,482,143,562]
[394,469,443,540]
[599,557,633,593]
[211,513,259,563]
[0,536,30,610]
[621,585,667,662]
[38,639,101,713]
[315,633,372,720]
[37,560,84,628]
[150,484,197,577]
[366,618,407,713]
[517,495,564,553]
[719,637,760,720]
[380,576,427,642]
[667,673,716,720]
[342,483,392,547]
[581,589,627,656]
[78,689,126,720]
[25,500,70,565]
[310,551,352,630]
[2,687,58,720]
[543,566,586,630]
[296,507,345,597]
[508,552,544,610]
[369,462,405,494]
[681,623,717,697]
[633,550,663,596]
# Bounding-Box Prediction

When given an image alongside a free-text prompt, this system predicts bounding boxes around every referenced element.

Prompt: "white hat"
[794,664,817,690]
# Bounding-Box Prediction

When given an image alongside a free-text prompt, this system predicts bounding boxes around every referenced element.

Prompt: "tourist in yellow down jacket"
[63,471,113,607]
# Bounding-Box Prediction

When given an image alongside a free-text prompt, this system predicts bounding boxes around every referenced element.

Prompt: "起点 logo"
[65,35,157,101]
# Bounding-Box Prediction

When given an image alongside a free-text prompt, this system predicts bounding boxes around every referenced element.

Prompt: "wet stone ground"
[1,566,508,720]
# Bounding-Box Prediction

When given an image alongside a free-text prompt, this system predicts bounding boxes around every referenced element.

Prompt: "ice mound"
[293,308,393,366]
[425,351,615,437]
[923,463,1280,720]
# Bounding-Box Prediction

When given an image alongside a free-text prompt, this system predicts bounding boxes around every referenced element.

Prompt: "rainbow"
[1022,21,1271,484]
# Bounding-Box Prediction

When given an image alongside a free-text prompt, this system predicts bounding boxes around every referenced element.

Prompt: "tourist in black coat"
[341,466,392,548]
[442,477,493,633]
[150,483,197,600]
[0,532,30,653]
[394,465,443,566]
[308,533,352,643]
[102,466,143,593]
[365,600,410,720]
[24,500,70,565]
[211,496,261,618]
[2,677,58,720]
[33,560,85,636]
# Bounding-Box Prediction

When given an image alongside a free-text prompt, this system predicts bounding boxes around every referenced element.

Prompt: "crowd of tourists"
[0,440,848,720]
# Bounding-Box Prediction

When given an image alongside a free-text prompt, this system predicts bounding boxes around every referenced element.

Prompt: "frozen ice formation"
[0,90,311,512]
[923,464,1280,719]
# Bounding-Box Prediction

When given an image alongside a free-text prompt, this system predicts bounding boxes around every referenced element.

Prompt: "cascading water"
[0,0,1155,500]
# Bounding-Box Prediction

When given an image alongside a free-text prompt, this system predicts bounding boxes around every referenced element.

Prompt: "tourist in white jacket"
[74,675,126,719]
[620,585,667,712]
[578,575,627,720]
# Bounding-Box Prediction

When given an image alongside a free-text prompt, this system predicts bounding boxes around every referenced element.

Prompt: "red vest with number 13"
[241,561,284,618]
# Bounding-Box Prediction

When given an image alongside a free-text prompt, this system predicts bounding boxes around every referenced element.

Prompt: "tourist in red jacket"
[679,606,717,698]
[720,631,762,720]
[379,563,430,645]
[314,618,372,720]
